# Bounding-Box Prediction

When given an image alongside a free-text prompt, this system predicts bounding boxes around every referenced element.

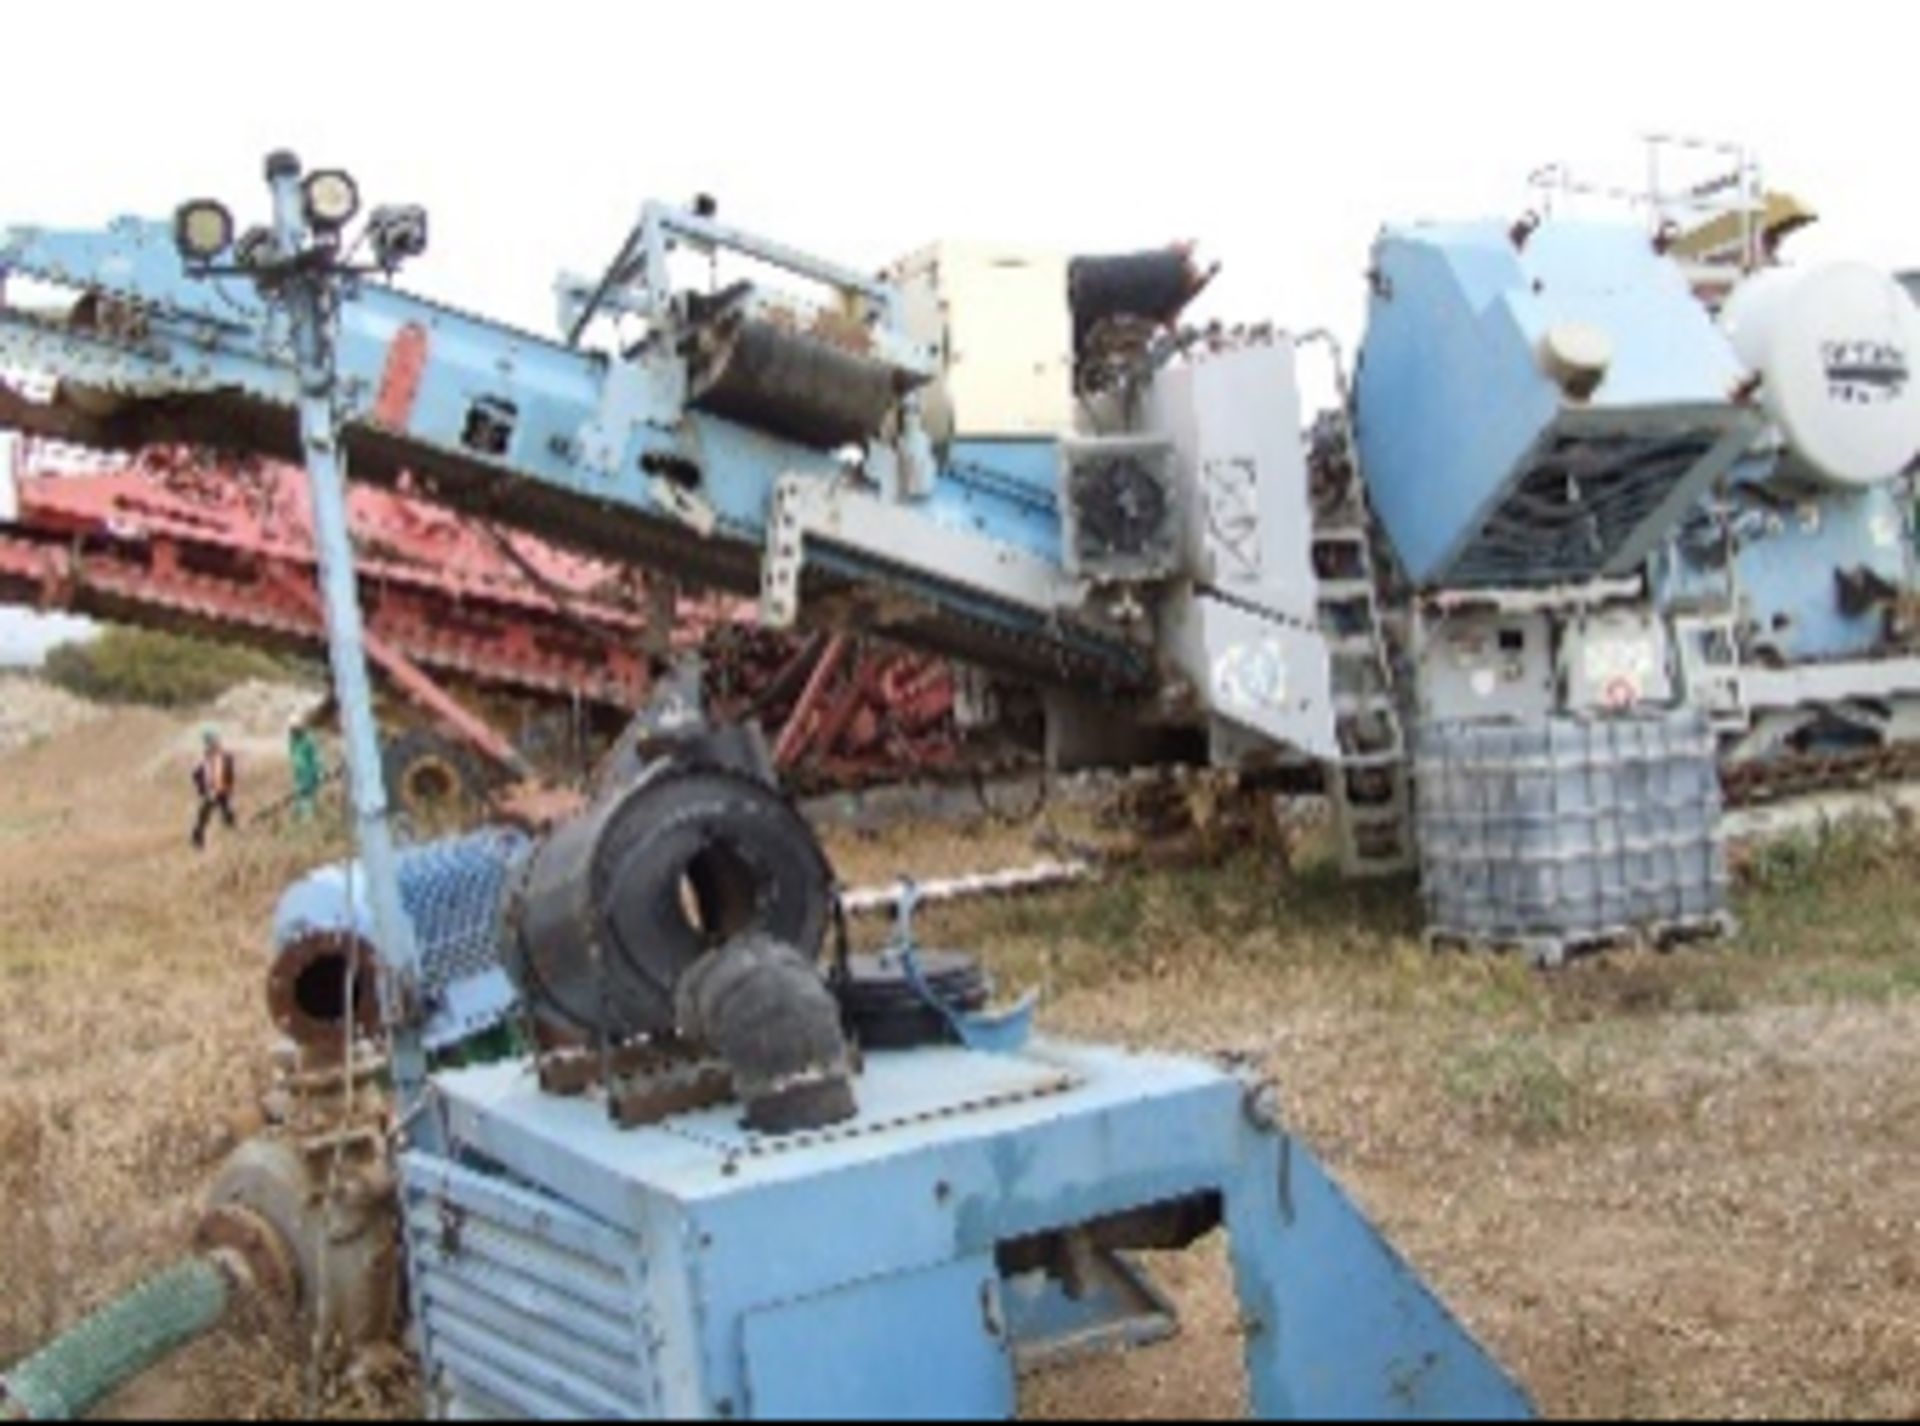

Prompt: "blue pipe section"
[273,828,528,1054]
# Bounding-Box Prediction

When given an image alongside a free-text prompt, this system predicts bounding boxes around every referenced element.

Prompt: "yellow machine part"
[1669,191,1819,265]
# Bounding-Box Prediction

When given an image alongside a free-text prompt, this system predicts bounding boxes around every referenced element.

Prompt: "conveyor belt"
[0,377,1151,694]
[686,314,905,451]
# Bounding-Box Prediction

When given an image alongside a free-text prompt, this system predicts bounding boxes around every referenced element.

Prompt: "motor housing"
[505,758,833,1042]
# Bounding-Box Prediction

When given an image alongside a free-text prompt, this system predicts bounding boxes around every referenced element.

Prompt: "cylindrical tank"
[1721,262,1920,489]
[269,828,530,1053]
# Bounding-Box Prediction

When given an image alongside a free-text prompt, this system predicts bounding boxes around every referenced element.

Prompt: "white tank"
[1721,263,1920,489]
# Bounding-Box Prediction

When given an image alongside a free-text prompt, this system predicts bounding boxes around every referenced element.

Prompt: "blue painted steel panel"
[741,1255,1015,1420]
[928,440,1063,561]
[1225,1135,1527,1420]
[417,1042,1535,1420]
[402,1155,658,1419]
[1356,220,1753,588]
[1662,472,1914,664]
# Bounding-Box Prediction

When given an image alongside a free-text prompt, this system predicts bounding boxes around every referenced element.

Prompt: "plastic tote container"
[1412,710,1729,962]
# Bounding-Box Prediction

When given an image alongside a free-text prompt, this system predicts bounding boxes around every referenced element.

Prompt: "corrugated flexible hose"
[0,1256,237,1422]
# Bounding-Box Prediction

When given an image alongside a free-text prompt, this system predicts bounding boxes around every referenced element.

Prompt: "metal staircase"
[1305,403,1417,878]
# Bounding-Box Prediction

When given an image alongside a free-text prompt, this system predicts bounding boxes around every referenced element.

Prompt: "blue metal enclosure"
[404,1042,1534,1421]
[1659,463,1916,666]
[1355,221,1757,588]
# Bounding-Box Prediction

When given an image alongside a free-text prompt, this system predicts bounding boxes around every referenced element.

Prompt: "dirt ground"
[2,684,1918,1420]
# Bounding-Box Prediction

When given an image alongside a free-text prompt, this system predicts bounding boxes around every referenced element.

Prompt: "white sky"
[1,0,1914,656]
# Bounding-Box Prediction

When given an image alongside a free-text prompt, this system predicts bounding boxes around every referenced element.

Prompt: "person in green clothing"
[288,716,324,824]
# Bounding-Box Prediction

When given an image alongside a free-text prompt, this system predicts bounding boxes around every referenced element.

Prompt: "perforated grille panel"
[402,1154,657,1420]
[1448,430,1725,587]
[396,830,529,1000]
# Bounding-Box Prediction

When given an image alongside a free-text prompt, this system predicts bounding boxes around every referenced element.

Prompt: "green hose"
[0,1257,235,1422]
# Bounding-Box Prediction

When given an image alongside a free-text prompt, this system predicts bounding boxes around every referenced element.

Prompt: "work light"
[173,200,235,263]
[368,205,429,270]
[302,170,361,233]
[234,226,279,271]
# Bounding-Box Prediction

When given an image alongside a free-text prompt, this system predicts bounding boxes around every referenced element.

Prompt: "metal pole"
[265,153,433,1135]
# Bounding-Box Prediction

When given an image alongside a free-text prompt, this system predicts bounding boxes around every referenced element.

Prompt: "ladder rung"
[1317,581,1376,601]
[1335,694,1401,714]
[1339,753,1407,772]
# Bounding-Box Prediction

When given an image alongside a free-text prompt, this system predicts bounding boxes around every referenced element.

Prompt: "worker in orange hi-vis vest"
[191,727,239,852]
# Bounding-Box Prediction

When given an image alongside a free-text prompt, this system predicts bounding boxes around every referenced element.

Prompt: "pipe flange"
[267,930,381,1051]
[397,754,467,820]
[194,1205,300,1314]
[205,1136,402,1356]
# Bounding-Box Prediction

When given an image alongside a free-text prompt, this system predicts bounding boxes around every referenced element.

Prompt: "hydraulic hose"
[0,1256,238,1422]
[676,932,858,1135]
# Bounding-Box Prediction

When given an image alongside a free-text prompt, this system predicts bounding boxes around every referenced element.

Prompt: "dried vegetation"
[2,689,1918,1419]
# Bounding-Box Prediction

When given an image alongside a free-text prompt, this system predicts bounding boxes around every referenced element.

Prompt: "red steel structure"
[0,443,962,789]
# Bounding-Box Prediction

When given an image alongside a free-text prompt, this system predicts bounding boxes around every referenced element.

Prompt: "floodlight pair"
[172,169,361,264]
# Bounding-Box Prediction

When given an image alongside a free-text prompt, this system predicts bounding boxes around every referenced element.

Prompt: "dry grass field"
[2,681,1917,1419]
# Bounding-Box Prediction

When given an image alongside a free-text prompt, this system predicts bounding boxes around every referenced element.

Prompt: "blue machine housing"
[1356,221,1758,589]
[403,1041,1534,1421]
[1660,461,1917,666]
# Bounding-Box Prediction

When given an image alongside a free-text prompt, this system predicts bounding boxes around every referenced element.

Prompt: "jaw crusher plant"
[5,147,1859,976]
[1347,178,1920,957]
[1352,218,1753,960]
[15,143,1908,968]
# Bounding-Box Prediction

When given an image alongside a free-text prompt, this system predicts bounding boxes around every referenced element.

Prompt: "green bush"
[42,627,293,710]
